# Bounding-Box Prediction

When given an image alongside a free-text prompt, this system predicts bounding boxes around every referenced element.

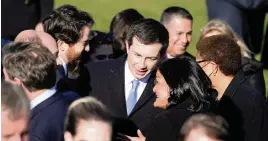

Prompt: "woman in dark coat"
[199,19,266,97]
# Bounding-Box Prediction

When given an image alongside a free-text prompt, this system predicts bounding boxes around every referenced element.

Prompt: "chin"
[133,73,148,79]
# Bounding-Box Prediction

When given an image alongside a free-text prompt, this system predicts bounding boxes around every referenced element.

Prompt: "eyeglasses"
[196,60,208,64]
[196,60,210,68]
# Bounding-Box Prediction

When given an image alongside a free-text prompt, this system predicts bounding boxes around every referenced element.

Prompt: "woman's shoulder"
[242,57,263,75]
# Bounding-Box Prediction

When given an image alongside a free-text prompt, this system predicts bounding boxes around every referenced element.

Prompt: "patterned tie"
[126,80,139,115]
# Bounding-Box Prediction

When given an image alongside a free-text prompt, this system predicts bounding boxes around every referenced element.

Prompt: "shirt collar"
[124,60,151,86]
[30,86,57,110]
[58,57,67,76]
[166,52,175,59]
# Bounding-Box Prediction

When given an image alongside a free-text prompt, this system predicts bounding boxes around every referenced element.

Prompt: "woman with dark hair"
[121,56,217,141]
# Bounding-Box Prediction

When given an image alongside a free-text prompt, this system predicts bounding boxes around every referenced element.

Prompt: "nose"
[139,58,146,69]
[181,34,187,44]
[13,136,23,141]
[153,84,156,93]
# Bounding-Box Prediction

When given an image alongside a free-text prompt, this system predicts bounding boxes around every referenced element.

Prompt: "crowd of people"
[1,2,268,141]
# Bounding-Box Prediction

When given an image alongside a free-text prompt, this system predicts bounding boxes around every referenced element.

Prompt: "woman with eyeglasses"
[199,19,266,98]
[120,56,217,141]
[196,35,268,141]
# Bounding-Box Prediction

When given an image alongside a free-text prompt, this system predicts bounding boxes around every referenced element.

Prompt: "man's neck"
[214,75,234,100]
[25,88,47,101]
[56,55,68,66]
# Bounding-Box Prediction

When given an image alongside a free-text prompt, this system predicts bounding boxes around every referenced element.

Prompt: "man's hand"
[117,130,146,141]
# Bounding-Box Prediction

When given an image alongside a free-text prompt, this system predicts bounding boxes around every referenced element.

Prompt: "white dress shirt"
[30,87,57,110]
[124,61,151,102]
[166,52,175,59]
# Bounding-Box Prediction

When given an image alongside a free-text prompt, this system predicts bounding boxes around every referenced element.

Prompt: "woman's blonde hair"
[200,19,252,58]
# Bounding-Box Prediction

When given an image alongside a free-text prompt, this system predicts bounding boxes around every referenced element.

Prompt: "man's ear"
[64,131,73,141]
[125,40,130,54]
[57,40,68,52]
[13,77,22,86]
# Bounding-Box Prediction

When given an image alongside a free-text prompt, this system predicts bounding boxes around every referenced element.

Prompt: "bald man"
[15,30,58,56]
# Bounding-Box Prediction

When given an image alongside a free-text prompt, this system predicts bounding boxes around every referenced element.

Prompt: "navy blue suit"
[84,56,163,138]
[29,91,79,141]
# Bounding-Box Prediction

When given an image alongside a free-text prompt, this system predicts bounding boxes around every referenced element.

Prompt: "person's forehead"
[1,110,28,133]
[166,17,192,29]
[94,44,113,54]
[131,37,162,56]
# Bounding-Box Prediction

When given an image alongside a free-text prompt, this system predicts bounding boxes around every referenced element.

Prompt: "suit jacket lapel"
[30,91,60,120]
[129,71,156,116]
[108,56,128,116]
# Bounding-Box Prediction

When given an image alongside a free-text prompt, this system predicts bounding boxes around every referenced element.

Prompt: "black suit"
[214,71,268,141]
[145,99,198,141]
[29,91,79,141]
[85,56,163,137]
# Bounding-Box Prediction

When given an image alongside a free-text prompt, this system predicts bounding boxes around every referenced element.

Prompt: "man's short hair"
[196,35,241,76]
[180,114,229,141]
[126,18,169,57]
[64,97,112,136]
[42,4,94,45]
[160,6,193,25]
[1,81,30,120]
[3,42,56,92]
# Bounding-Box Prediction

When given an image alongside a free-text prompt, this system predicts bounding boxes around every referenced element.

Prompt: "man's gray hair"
[1,81,30,120]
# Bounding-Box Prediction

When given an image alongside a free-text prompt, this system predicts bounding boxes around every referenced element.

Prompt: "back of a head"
[200,19,251,58]
[42,4,94,44]
[14,30,42,44]
[37,32,58,55]
[3,42,56,92]
[64,97,112,140]
[110,8,144,41]
[160,6,193,25]
[196,35,241,76]
[158,56,215,112]
[1,81,30,120]
[200,20,234,39]
[180,114,229,141]
[126,18,169,57]
[2,42,33,58]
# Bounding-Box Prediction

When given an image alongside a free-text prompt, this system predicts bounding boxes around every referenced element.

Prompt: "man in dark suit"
[196,35,268,141]
[160,6,194,59]
[3,42,79,141]
[85,19,169,137]
[42,5,95,96]
[206,0,268,54]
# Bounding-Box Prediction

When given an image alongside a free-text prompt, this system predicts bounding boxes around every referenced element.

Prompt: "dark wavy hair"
[158,56,217,112]
[42,4,94,45]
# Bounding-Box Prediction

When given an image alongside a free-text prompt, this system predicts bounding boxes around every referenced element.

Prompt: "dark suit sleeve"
[39,0,54,20]
[223,0,268,9]
[29,135,42,141]
[145,115,177,141]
